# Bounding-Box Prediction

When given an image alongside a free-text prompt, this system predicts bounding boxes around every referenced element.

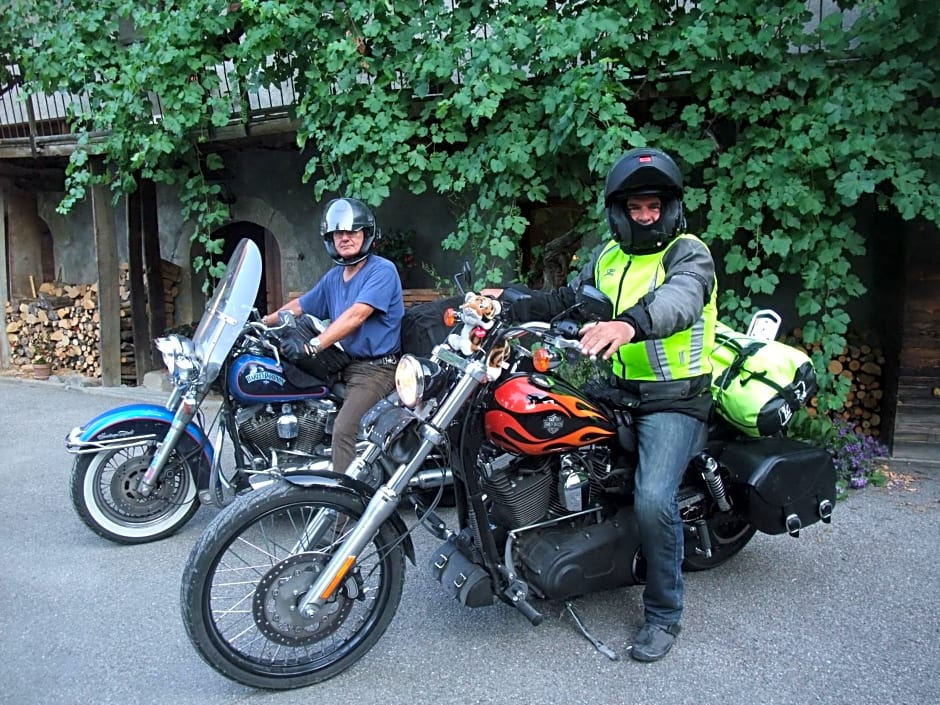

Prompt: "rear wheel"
[69,445,198,544]
[683,511,756,571]
[181,481,405,690]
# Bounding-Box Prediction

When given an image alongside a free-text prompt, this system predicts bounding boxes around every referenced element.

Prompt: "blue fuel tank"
[227,355,331,404]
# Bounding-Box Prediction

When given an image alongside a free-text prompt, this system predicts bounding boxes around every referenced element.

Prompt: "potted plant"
[30,331,54,380]
[376,228,418,286]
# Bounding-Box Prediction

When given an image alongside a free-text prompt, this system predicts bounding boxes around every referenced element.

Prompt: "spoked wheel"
[181,481,406,690]
[69,445,198,544]
[683,510,757,571]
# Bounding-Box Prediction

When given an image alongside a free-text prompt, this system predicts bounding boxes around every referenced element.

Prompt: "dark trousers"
[332,360,397,473]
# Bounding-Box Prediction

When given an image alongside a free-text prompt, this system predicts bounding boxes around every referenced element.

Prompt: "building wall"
[6,186,46,297]
[22,147,458,323]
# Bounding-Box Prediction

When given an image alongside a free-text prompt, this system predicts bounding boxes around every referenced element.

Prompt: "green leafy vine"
[2,0,937,410]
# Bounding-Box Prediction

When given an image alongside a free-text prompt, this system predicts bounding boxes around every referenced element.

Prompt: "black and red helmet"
[604,148,686,254]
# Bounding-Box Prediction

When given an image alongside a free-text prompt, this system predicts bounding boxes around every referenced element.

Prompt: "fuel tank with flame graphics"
[483,372,616,456]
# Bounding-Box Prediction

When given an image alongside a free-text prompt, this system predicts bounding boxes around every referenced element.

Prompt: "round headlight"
[395,354,446,409]
[395,354,425,408]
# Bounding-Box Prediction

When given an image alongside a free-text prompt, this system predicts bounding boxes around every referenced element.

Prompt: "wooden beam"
[0,184,9,368]
[91,157,121,386]
[126,186,150,383]
[140,178,165,368]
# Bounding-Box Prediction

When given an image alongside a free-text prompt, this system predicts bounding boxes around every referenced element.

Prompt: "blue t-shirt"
[298,255,404,359]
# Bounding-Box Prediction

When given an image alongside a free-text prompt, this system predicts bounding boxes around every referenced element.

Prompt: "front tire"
[69,446,199,544]
[181,481,406,690]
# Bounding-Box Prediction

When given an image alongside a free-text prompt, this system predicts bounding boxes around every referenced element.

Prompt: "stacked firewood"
[117,260,182,380]
[4,260,182,380]
[788,329,885,437]
[5,282,102,376]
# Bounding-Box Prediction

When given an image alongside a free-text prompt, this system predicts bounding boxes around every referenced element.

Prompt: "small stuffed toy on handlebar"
[448,293,502,355]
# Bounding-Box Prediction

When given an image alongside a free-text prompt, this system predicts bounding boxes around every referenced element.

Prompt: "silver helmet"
[319,197,381,266]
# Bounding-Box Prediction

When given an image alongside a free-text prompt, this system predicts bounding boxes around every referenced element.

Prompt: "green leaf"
[8,0,936,415]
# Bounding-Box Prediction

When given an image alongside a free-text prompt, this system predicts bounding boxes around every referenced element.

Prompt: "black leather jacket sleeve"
[506,237,714,339]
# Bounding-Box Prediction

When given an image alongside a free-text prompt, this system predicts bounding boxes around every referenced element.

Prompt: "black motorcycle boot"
[629,622,681,662]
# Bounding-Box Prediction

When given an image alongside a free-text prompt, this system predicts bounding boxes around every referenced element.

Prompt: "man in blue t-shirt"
[263,197,404,473]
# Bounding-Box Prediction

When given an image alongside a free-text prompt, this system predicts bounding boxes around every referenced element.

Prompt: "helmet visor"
[324,200,364,234]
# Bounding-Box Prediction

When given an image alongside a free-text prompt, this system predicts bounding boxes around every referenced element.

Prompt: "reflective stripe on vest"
[593,235,717,382]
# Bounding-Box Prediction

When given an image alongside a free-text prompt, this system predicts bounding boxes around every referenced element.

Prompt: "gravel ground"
[1,376,937,705]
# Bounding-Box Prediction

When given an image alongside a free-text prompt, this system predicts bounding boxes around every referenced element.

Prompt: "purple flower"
[849,474,868,489]
[826,418,886,490]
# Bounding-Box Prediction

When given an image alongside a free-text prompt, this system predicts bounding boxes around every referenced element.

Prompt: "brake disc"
[107,454,183,518]
[252,552,359,646]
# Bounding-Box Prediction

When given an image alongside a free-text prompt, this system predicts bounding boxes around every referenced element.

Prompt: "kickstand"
[564,601,620,661]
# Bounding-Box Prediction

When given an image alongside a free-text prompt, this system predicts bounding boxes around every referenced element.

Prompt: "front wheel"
[181,481,406,690]
[69,445,199,544]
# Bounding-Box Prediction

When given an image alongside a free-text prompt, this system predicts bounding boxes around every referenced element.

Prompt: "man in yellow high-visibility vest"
[488,147,717,661]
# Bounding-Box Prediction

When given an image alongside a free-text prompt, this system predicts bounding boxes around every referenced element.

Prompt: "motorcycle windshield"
[192,239,263,384]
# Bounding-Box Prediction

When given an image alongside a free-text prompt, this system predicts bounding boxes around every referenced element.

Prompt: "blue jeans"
[633,411,707,627]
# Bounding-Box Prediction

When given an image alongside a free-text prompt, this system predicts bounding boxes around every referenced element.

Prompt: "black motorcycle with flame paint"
[180,284,836,689]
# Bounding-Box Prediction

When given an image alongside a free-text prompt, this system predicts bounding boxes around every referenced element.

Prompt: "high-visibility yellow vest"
[593,235,717,381]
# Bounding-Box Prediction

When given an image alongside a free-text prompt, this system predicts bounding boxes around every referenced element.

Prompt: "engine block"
[238,401,332,458]
[484,468,553,529]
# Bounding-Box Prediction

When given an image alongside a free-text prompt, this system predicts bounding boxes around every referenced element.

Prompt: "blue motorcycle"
[65,239,364,543]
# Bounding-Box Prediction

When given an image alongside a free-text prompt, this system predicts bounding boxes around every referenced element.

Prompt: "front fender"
[277,468,416,565]
[64,403,213,484]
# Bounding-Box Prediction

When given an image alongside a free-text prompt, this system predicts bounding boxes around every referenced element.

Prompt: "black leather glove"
[279,328,317,362]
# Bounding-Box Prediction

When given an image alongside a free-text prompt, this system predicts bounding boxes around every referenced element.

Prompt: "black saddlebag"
[718,437,836,536]
[401,295,463,357]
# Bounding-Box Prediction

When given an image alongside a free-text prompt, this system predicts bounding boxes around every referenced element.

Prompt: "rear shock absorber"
[696,452,732,512]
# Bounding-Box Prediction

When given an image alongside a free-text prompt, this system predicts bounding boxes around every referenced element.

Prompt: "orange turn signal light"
[533,347,552,372]
[443,308,456,327]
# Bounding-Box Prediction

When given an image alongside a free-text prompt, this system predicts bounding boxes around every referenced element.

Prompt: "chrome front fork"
[295,359,487,619]
[286,443,385,555]
[295,436,441,618]
[137,389,203,497]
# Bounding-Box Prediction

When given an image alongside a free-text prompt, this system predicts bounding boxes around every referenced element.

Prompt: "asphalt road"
[1,375,938,705]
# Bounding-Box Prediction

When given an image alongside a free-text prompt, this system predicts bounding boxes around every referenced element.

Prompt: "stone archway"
[170,195,297,323]
[210,221,281,315]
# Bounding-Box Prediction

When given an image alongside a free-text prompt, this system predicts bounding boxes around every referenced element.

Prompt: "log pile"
[789,329,885,437]
[4,260,182,381]
[5,282,102,376]
[118,260,182,381]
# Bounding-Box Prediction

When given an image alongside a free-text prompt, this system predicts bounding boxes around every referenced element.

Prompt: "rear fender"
[64,403,213,486]
[276,468,416,565]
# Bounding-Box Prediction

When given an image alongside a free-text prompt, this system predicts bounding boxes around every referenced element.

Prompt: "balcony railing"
[0,58,299,157]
